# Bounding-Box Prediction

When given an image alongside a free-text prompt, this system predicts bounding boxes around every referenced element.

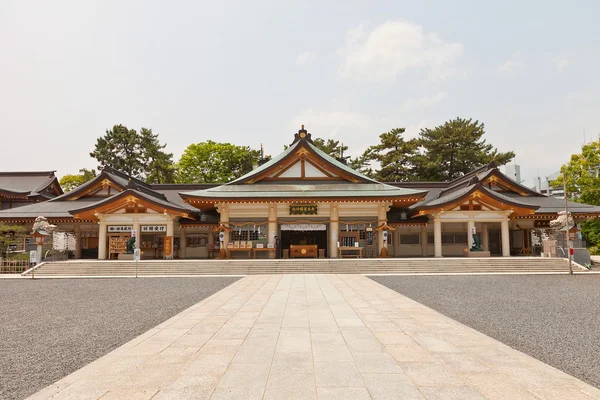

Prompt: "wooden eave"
[183,195,425,211]
[481,170,541,197]
[416,186,538,217]
[65,176,125,200]
[70,192,192,220]
[516,212,600,219]
[0,189,29,199]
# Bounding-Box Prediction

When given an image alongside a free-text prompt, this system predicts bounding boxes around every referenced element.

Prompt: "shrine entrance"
[280,224,327,258]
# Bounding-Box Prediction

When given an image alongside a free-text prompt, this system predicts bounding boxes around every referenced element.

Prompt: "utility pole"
[563,173,573,275]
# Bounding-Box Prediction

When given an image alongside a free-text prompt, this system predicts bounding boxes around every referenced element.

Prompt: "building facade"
[1,127,599,260]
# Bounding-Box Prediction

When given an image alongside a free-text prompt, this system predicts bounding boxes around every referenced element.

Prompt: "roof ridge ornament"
[291,125,314,145]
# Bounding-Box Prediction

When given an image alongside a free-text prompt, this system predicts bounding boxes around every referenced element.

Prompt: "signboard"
[289,204,318,215]
[131,229,137,238]
[141,225,167,233]
[29,250,37,264]
[108,225,132,233]
[470,226,477,235]
[133,248,141,261]
[163,236,173,257]
[534,220,551,228]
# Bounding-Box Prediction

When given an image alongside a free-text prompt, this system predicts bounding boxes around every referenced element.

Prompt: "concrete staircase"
[22,257,577,277]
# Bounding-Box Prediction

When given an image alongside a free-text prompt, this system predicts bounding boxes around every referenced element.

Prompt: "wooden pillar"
[208,230,214,246]
[377,202,388,256]
[421,225,428,257]
[434,217,442,258]
[74,225,82,259]
[482,223,489,251]
[267,204,278,258]
[98,221,107,260]
[180,226,187,259]
[218,204,230,249]
[501,219,510,257]
[329,203,339,258]
[165,219,175,260]
[467,219,475,250]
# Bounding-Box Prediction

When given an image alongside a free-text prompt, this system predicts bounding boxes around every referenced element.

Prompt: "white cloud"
[498,53,526,75]
[338,20,463,81]
[291,109,372,139]
[404,92,447,108]
[296,51,316,66]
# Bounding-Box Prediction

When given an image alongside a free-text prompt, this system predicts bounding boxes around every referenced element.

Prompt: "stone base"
[463,249,491,257]
[118,253,134,260]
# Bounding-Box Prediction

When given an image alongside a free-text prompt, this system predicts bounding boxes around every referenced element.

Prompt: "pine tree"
[415,118,514,181]
[139,128,175,184]
[368,128,419,182]
[90,125,175,183]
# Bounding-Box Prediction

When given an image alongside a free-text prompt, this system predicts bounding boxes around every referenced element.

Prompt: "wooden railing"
[0,260,30,274]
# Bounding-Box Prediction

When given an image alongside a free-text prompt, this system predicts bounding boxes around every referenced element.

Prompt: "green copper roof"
[182,130,426,200]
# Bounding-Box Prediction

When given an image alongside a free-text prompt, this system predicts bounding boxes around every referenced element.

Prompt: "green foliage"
[312,138,348,159]
[348,149,375,178]
[0,223,28,258]
[551,139,600,206]
[59,168,97,192]
[415,118,515,181]
[581,219,600,247]
[367,128,419,182]
[176,141,260,183]
[90,125,175,183]
[139,128,176,184]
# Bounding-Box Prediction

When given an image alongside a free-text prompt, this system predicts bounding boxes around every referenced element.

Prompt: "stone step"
[25,257,573,277]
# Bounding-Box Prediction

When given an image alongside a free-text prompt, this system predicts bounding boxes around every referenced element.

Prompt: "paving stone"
[317,387,372,400]
[362,373,424,400]
[23,274,600,400]
[314,362,364,387]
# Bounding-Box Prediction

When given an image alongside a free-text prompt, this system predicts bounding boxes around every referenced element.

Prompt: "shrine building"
[1,126,599,260]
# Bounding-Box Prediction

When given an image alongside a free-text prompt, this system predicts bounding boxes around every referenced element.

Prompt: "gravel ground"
[370,274,600,389]
[0,277,240,400]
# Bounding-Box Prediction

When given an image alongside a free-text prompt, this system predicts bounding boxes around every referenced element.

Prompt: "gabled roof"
[0,167,197,221]
[69,189,193,220]
[57,166,152,200]
[413,183,538,215]
[227,127,380,185]
[181,127,427,205]
[0,171,63,198]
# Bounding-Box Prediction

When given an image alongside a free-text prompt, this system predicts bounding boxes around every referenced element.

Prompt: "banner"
[280,224,326,231]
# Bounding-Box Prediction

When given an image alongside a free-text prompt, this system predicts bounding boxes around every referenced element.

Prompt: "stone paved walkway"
[28,275,600,400]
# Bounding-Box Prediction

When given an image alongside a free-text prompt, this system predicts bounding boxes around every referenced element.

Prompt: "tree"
[312,138,349,159]
[551,139,600,254]
[415,118,515,181]
[552,139,600,206]
[348,149,375,178]
[0,223,28,259]
[90,124,175,183]
[59,168,97,192]
[139,128,175,184]
[366,128,419,182]
[176,141,260,183]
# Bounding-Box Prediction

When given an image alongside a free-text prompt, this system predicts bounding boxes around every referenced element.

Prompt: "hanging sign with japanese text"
[108,226,132,233]
[141,225,167,233]
[289,204,318,215]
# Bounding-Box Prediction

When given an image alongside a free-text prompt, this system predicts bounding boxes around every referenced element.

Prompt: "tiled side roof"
[0,171,61,197]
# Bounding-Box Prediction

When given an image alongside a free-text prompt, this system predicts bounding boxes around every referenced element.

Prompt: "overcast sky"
[1,0,598,187]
